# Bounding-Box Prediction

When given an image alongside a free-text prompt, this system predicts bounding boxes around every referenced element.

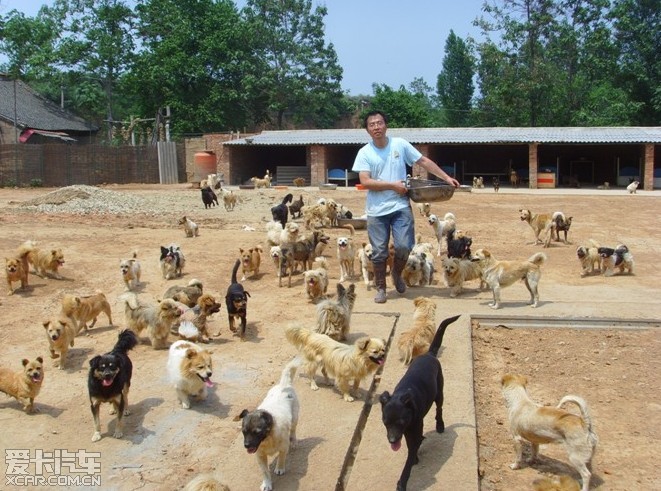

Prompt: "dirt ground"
[0,183,659,490]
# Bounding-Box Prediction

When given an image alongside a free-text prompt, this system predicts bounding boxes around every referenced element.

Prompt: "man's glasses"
[367,121,385,128]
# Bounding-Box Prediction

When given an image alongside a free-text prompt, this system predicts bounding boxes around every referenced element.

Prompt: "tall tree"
[240,0,346,129]
[365,84,434,128]
[437,30,475,127]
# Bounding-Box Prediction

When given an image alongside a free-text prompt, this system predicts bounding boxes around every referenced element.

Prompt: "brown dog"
[20,240,65,279]
[397,297,437,365]
[0,357,44,413]
[240,246,262,281]
[519,209,556,247]
[61,292,113,334]
[5,254,29,295]
[43,315,77,369]
[501,374,598,491]
[120,293,182,349]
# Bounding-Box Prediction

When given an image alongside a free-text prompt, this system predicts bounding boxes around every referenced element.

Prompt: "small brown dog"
[292,177,306,187]
[178,216,199,238]
[576,239,601,277]
[397,297,437,365]
[304,257,329,302]
[501,374,598,491]
[0,357,44,413]
[120,251,141,291]
[5,254,29,295]
[20,240,65,279]
[519,209,554,247]
[240,245,262,281]
[163,279,204,307]
[43,315,77,369]
[61,292,113,334]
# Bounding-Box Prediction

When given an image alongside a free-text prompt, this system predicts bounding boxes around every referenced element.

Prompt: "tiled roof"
[226,126,661,146]
[0,78,98,132]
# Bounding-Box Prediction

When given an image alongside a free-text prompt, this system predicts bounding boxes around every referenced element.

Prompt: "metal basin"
[406,178,456,203]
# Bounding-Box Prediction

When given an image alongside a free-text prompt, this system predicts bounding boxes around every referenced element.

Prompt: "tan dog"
[473,248,547,309]
[314,283,356,341]
[519,209,554,247]
[163,279,204,307]
[501,374,598,491]
[167,340,213,409]
[510,169,520,188]
[43,315,77,369]
[336,224,356,282]
[285,325,386,402]
[20,240,65,279]
[0,357,44,413]
[442,256,485,297]
[120,293,182,349]
[61,292,113,334]
[576,239,601,277]
[178,216,199,237]
[220,188,237,211]
[251,175,271,189]
[292,177,306,187]
[120,251,141,290]
[5,255,29,295]
[397,297,437,365]
[240,245,262,281]
[416,202,431,217]
[304,257,329,302]
[177,293,222,342]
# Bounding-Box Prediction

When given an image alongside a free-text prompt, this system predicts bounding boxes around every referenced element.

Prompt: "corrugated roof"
[0,78,98,132]
[226,126,661,146]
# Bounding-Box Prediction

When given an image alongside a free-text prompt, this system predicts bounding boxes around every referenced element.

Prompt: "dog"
[120,251,141,291]
[43,315,77,369]
[598,244,634,276]
[336,224,356,282]
[401,251,434,287]
[358,242,375,287]
[501,374,598,491]
[5,254,29,295]
[160,244,185,279]
[416,202,431,217]
[288,194,304,218]
[239,359,300,491]
[60,291,113,334]
[472,176,484,188]
[201,186,219,208]
[225,259,250,338]
[532,475,581,491]
[178,216,199,238]
[206,173,221,190]
[597,181,610,190]
[314,283,356,341]
[120,293,182,349]
[0,357,44,413]
[240,245,263,281]
[442,256,485,297]
[88,330,137,442]
[302,200,337,229]
[472,248,547,309]
[219,187,237,211]
[176,294,222,342]
[446,228,473,259]
[428,212,457,256]
[493,176,500,192]
[380,315,461,491]
[279,231,329,287]
[519,209,554,247]
[167,340,213,409]
[510,169,520,188]
[285,325,386,402]
[163,279,204,307]
[292,177,306,187]
[271,193,294,226]
[19,240,65,279]
[552,211,573,244]
[576,240,602,277]
[397,297,438,365]
[304,257,329,302]
[184,474,230,491]
[627,180,639,194]
[251,175,271,189]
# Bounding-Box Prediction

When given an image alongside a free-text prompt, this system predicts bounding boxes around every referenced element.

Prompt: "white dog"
[239,359,300,491]
[337,225,355,282]
[119,252,141,291]
[357,242,375,287]
[167,340,213,409]
[178,216,199,238]
[626,180,639,194]
[401,252,434,287]
[428,212,456,256]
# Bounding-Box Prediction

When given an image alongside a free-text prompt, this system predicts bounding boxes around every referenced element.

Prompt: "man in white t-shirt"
[352,111,460,303]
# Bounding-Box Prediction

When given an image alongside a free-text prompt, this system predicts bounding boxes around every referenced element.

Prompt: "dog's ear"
[379,391,391,406]
[89,355,101,368]
[42,320,50,329]
[185,349,197,359]
[36,356,44,364]
[355,337,370,351]
[244,291,250,298]
[336,283,346,295]
[22,358,30,367]
[347,283,356,294]
[236,409,250,421]
[160,246,168,254]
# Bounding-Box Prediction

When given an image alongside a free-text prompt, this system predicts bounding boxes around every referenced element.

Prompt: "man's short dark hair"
[364,110,388,128]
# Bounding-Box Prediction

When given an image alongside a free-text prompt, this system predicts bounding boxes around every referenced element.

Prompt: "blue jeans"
[367,207,415,264]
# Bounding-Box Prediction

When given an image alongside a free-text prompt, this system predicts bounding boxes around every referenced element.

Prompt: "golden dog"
[336,224,356,282]
[0,357,44,413]
[167,340,213,409]
[416,202,431,217]
[397,297,437,365]
[473,248,546,309]
[120,251,141,290]
[251,175,271,189]
[43,315,77,369]
[19,240,65,279]
[163,279,204,307]
[240,245,262,281]
[5,255,29,295]
[501,374,598,491]
[285,325,386,402]
[61,292,113,333]
[442,256,485,297]
[120,293,182,349]
[576,239,601,277]
[304,257,329,302]
[220,188,237,211]
[518,209,555,247]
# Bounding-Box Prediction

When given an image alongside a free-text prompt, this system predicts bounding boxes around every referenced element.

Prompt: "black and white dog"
[160,244,185,279]
[446,228,473,259]
[88,330,137,442]
[225,259,251,337]
[598,244,634,276]
[271,193,294,227]
[201,186,219,208]
[380,314,461,491]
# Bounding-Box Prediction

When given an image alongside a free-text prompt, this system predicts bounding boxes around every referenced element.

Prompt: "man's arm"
[358,171,408,195]
[415,156,461,187]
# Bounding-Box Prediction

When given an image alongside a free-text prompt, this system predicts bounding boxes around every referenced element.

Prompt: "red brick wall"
[528,143,539,188]
[643,143,654,191]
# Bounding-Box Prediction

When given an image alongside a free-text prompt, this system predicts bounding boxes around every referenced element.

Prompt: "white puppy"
[336,225,355,282]
[401,252,434,287]
[626,180,639,194]
[167,340,213,409]
[357,242,374,287]
[428,212,456,256]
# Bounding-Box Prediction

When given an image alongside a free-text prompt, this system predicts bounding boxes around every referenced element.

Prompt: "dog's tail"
[340,224,355,236]
[178,320,200,340]
[282,193,294,205]
[131,250,139,259]
[118,292,139,310]
[427,315,461,357]
[526,252,547,266]
[311,257,328,270]
[557,395,598,448]
[17,240,37,257]
[111,329,138,355]
[588,239,600,249]
[444,212,456,222]
[230,259,240,284]
[285,325,313,351]
[187,278,203,289]
[278,357,301,388]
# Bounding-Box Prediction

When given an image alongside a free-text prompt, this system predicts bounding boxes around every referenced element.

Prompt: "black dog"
[288,194,304,219]
[225,259,250,337]
[201,186,219,209]
[380,314,461,491]
[446,228,472,259]
[88,330,137,442]
[492,176,500,192]
[271,193,294,226]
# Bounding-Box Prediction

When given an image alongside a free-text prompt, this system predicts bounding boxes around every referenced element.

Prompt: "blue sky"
[2,0,487,96]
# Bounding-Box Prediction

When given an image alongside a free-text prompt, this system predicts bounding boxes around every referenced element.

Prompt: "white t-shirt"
[352,136,422,217]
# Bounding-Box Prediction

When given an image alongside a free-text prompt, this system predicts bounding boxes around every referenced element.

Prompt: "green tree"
[437,30,475,127]
[365,84,434,128]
